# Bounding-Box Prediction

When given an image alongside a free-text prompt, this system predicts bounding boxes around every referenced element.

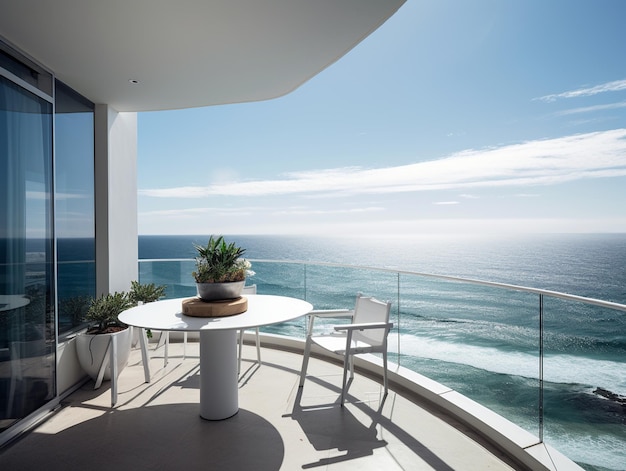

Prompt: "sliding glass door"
[0,74,55,431]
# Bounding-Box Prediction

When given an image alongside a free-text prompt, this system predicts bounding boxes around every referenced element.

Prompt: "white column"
[94,105,138,295]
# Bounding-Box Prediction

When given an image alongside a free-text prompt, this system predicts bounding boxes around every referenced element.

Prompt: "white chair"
[238,284,261,374]
[299,294,393,404]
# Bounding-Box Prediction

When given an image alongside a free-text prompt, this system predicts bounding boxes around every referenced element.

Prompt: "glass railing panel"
[396,274,541,437]
[138,259,197,299]
[542,297,626,470]
[251,261,400,339]
[247,261,306,337]
[303,263,400,341]
[302,263,400,307]
[246,261,305,299]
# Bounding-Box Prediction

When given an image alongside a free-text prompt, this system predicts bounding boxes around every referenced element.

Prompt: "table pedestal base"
[199,330,238,420]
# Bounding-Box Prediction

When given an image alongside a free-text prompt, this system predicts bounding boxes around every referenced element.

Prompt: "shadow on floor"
[1,403,285,471]
[289,379,457,471]
[285,385,387,468]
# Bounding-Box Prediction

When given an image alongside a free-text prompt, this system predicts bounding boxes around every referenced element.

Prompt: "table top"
[0,295,30,312]
[118,294,313,332]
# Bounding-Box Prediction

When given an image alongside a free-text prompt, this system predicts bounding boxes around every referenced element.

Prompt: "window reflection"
[0,75,55,430]
[55,81,95,333]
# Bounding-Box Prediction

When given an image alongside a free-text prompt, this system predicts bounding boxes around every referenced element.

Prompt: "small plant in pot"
[85,291,134,334]
[129,280,166,305]
[192,235,253,301]
[129,280,166,339]
[76,291,134,382]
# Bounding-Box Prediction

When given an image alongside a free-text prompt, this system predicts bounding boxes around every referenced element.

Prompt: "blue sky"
[138,1,626,236]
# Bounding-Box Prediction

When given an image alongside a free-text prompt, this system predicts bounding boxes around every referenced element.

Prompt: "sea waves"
[392,333,626,397]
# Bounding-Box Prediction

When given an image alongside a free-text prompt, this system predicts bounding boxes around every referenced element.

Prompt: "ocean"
[139,233,626,471]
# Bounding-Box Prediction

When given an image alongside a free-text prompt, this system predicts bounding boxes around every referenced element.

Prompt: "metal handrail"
[141,256,626,311]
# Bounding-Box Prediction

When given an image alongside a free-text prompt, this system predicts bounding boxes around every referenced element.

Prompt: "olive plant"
[85,292,133,334]
[129,280,166,304]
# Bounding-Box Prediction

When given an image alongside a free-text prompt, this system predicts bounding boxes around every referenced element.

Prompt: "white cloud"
[139,216,626,237]
[434,201,459,205]
[274,206,384,215]
[554,101,626,116]
[139,129,626,199]
[141,205,384,219]
[142,206,264,217]
[513,193,540,198]
[536,79,626,102]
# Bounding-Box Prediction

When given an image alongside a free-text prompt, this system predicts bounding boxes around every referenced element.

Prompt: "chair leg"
[183,332,187,359]
[255,327,261,364]
[238,328,261,376]
[156,330,166,349]
[382,351,389,396]
[299,314,318,388]
[340,354,351,405]
[340,330,356,405]
[154,331,169,366]
[349,353,355,380]
[139,328,151,383]
[299,335,313,387]
[164,331,169,366]
[237,330,243,375]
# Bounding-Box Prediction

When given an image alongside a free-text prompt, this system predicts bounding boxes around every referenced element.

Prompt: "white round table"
[119,294,312,420]
[0,294,30,312]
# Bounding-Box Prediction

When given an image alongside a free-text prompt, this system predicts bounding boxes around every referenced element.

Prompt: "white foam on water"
[547,430,626,471]
[390,334,626,395]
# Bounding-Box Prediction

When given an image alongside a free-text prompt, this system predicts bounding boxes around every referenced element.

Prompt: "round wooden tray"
[181,296,248,317]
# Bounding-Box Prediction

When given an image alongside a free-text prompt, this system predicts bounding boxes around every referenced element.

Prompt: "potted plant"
[192,235,252,301]
[129,280,166,340]
[75,291,134,382]
[59,295,91,330]
[129,280,166,305]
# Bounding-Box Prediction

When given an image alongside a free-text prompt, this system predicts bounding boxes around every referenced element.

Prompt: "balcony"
[132,258,625,470]
[0,336,548,470]
[2,258,623,470]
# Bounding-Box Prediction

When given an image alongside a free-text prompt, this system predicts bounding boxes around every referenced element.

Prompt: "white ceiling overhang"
[0,0,405,111]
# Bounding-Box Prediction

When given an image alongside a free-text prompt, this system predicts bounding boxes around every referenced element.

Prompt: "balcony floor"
[1,341,521,470]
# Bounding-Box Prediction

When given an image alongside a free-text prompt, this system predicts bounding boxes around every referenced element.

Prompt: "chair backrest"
[242,284,257,295]
[352,294,391,347]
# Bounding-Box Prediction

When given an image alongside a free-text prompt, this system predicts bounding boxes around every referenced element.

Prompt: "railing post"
[539,293,544,442]
[303,263,307,301]
[303,263,308,338]
[397,271,401,367]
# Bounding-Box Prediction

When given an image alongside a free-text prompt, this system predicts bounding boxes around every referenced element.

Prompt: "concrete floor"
[0,341,521,470]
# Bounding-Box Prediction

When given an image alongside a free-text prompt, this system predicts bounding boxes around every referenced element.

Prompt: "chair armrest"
[305,309,354,337]
[308,309,353,319]
[334,322,393,332]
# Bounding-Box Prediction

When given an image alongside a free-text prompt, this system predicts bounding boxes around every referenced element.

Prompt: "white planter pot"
[76,328,132,381]
[196,280,245,301]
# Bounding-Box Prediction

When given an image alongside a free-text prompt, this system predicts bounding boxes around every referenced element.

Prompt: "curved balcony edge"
[249,331,585,471]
